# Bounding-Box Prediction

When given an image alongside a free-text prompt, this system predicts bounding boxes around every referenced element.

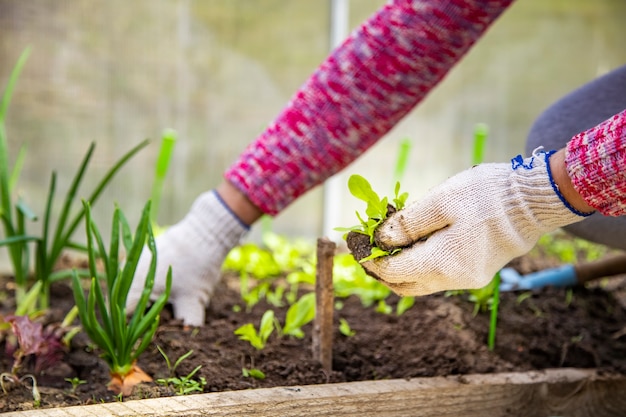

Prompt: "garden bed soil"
[1,252,626,413]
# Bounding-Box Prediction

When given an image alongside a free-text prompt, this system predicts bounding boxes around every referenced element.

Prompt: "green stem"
[488,272,501,351]
[472,123,488,165]
[393,138,412,184]
[150,129,177,226]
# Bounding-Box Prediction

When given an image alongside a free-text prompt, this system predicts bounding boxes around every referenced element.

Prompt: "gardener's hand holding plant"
[126,186,257,327]
[355,148,595,296]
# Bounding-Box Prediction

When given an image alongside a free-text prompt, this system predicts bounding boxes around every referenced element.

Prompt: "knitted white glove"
[126,190,248,326]
[359,150,590,296]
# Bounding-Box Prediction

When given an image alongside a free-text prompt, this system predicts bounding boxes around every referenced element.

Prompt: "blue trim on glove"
[543,150,593,218]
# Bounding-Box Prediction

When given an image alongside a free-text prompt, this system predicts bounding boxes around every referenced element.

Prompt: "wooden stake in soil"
[313,237,336,372]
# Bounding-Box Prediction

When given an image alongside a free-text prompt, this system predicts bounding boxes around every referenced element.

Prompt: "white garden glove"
[126,190,248,326]
[355,149,590,296]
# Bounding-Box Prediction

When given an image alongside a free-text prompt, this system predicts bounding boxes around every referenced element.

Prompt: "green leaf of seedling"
[359,247,391,263]
[242,368,266,380]
[375,300,392,315]
[282,293,315,338]
[396,296,415,316]
[339,318,356,337]
[393,182,409,211]
[258,310,275,345]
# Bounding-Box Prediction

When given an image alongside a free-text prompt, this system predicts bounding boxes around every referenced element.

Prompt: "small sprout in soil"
[338,318,356,337]
[468,276,498,317]
[266,284,286,308]
[1,373,40,408]
[375,300,392,315]
[565,288,574,306]
[65,377,87,395]
[234,310,276,350]
[396,296,415,316]
[516,292,533,305]
[156,365,206,396]
[281,292,315,339]
[157,346,194,378]
[242,367,266,380]
[71,201,171,396]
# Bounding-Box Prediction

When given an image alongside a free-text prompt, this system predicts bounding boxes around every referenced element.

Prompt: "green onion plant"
[71,200,171,395]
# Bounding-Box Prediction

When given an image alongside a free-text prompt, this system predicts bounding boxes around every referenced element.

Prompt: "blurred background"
[0,0,625,271]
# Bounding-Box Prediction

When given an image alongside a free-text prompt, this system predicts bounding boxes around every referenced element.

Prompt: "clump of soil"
[345,231,372,261]
[1,253,626,413]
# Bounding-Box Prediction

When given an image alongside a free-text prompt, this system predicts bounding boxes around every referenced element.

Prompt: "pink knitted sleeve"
[224,0,515,215]
[565,109,626,216]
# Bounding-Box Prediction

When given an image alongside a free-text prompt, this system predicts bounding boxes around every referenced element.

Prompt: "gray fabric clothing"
[525,64,626,250]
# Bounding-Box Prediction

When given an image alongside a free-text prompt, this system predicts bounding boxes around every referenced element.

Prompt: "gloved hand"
[354,150,590,296]
[126,190,248,326]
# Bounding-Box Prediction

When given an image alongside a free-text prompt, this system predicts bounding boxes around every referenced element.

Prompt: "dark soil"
[1,250,626,413]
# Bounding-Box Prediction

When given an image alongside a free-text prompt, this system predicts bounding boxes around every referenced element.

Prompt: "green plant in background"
[281,292,315,338]
[396,296,415,316]
[150,129,177,234]
[71,200,171,396]
[0,48,150,313]
[468,122,500,350]
[338,318,356,337]
[472,123,488,165]
[534,231,607,263]
[234,309,275,350]
[0,48,39,306]
[333,253,390,307]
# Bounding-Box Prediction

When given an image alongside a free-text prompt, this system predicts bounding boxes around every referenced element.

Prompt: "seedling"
[65,377,87,395]
[281,292,315,338]
[156,356,206,396]
[234,310,275,350]
[242,367,266,380]
[71,201,172,396]
[335,175,407,262]
[338,318,356,337]
[375,300,392,315]
[1,373,40,407]
[396,296,415,316]
[156,345,194,378]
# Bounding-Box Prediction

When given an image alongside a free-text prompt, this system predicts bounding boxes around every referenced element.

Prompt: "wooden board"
[5,368,626,417]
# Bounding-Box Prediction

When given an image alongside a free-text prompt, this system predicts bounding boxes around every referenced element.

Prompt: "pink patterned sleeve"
[225,0,515,215]
[565,109,626,216]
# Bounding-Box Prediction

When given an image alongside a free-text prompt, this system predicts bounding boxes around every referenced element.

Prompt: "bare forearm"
[549,149,594,214]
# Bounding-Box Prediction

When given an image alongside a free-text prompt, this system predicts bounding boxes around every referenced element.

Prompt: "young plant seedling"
[338,318,356,337]
[156,345,194,378]
[281,292,315,339]
[335,175,408,262]
[234,310,276,350]
[156,365,206,396]
[65,377,87,395]
[242,367,266,380]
